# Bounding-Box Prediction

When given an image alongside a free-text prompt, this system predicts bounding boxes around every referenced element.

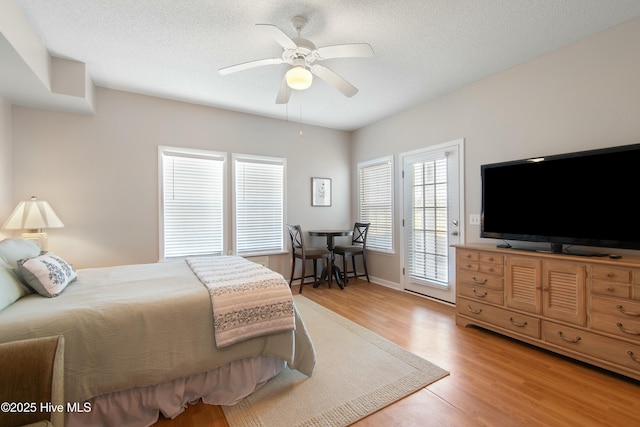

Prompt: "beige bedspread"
[186,256,295,348]
[0,259,315,404]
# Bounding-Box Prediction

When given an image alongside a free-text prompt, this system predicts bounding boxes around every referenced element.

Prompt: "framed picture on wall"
[311,177,332,207]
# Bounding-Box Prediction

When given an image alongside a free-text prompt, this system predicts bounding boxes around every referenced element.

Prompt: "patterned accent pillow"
[17,253,77,297]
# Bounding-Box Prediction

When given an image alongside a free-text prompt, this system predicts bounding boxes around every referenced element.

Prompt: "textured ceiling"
[10,0,640,131]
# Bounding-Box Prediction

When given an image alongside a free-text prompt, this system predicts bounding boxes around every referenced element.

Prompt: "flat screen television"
[481,143,640,256]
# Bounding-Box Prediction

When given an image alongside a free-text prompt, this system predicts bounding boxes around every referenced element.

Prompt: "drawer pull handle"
[472,288,487,297]
[472,276,488,284]
[616,305,640,317]
[627,351,640,364]
[616,323,640,335]
[466,305,482,314]
[509,317,528,327]
[557,331,581,344]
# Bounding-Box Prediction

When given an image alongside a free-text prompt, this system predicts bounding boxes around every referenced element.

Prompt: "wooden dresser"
[455,245,640,380]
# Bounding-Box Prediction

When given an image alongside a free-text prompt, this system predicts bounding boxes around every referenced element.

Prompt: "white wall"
[0,96,13,239]
[352,17,640,286]
[11,88,352,272]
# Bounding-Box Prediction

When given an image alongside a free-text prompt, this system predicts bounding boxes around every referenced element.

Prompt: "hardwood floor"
[155,280,640,427]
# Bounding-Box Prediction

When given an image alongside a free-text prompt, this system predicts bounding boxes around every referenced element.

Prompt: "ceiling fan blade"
[219,58,283,75]
[275,76,292,104]
[310,64,358,97]
[316,43,374,59]
[256,24,297,50]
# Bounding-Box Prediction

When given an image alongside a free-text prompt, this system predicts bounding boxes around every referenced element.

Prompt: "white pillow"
[0,238,41,268]
[17,253,77,297]
[0,267,31,311]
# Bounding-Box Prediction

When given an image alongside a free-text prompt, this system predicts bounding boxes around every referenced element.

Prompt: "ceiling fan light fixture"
[285,65,313,90]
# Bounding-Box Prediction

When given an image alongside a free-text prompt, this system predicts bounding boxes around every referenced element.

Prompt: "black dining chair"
[286,224,332,293]
[333,222,370,283]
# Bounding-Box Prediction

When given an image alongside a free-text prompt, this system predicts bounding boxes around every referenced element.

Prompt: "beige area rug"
[222,295,449,427]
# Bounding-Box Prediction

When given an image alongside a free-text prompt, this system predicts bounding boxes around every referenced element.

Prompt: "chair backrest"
[287,224,306,255]
[352,222,370,248]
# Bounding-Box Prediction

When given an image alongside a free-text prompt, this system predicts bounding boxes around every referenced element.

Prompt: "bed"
[0,238,315,427]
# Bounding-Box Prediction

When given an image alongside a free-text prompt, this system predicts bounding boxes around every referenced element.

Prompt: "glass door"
[401,140,463,304]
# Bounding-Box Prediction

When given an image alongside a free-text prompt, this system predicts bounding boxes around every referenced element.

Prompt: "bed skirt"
[67,356,286,427]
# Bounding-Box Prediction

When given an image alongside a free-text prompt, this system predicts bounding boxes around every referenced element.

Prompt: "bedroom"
[2,1,640,426]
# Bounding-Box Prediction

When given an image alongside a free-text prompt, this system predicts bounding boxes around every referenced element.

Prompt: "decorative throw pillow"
[17,253,77,297]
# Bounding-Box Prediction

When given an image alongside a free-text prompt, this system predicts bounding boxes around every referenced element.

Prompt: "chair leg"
[289,257,296,288]
[351,255,357,280]
[313,259,318,286]
[362,254,370,282]
[327,257,332,288]
[342,254,348,284]
[299,259,306,294]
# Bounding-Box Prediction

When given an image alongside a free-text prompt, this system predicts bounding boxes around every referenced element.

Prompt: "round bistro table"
[308,229,353,288]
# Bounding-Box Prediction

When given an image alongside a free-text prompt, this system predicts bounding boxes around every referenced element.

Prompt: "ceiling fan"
[219,16,375,104]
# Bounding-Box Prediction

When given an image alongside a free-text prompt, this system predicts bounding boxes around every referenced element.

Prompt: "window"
[358,156,393,253]
[159,147,226,259]
[233,154,286,256]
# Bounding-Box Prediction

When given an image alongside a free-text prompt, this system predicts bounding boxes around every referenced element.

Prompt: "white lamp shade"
[285,66,313,90]
[2,196,64,231]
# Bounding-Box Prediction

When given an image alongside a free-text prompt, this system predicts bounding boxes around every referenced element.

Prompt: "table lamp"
[2,196,64,250]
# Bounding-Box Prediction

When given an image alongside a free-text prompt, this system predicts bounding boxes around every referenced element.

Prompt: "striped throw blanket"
[186,256,295,348]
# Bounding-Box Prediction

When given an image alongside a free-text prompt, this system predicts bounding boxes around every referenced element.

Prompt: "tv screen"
[481,143,640,255]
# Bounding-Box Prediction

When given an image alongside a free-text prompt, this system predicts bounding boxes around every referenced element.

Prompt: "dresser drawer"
[458,283,504,305]
[459,260,479,272]
[591,280,632,298]
[459,297,540,339]
[590,313,640,342]
[542,321,640,373]
[590,296,640,341]
[480,252,503,265]
[591,295,640,318]
[479,262,503,276]
[458,250,504,275]
[458,270,504,290]
[458,249,479,262]
[591,266,631,284]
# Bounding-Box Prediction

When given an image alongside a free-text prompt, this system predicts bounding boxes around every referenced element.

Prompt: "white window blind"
[359,157,393,253]
[160,148,225,258]
[233,155,285,255]
[408,156,449,284]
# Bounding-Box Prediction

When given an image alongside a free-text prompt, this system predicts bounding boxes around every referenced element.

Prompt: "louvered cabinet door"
[542,261,586,326]
[506,256,541,313]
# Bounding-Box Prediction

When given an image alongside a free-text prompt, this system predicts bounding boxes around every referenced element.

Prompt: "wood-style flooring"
[155,279,640,427]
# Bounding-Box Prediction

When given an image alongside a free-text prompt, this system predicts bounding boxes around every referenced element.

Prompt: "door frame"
[399,138,465,304]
